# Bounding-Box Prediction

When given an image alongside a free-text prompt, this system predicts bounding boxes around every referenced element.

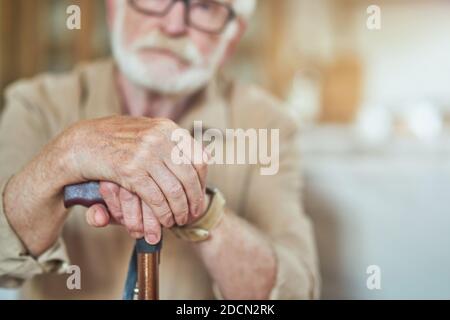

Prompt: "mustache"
[130,32,202,65]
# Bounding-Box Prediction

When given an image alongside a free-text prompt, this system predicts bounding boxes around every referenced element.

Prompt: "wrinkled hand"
[66,115,209,244]
[84,181,211,244]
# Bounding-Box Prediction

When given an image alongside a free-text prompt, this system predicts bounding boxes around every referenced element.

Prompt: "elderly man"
[0,0,319,299]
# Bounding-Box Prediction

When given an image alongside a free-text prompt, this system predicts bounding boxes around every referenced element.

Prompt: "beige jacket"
[0,59,320,299]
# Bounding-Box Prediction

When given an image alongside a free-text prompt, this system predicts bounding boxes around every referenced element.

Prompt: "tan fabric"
[0,59,320,300]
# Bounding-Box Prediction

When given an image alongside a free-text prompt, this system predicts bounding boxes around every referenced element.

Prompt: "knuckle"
[125,219,143,233]
[130,173,147,188]
[153,118,179,137]
[174,206,189,218]
[185,175,200,191]
[115,168,139,190]
[158,210,174,227]
[120,161,138,175]
[185,169,199,184]
[119,188,135,201]
[167,184,185,199]
[155,118,176,129]
[142,130,166,147]
[124,174,147,195]
[148,189,167,207]
[99,182,119,197]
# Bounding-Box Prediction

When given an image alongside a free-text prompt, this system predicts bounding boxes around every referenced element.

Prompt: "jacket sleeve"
[242,123,321,299]
[0,83,70,288]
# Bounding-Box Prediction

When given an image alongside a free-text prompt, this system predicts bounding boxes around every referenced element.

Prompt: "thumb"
[86,204,110,228]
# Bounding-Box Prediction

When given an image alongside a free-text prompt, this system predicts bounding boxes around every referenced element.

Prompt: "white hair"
[233,0,257,19]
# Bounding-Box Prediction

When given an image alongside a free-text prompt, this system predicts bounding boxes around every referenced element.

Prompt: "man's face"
[108,0,241,95]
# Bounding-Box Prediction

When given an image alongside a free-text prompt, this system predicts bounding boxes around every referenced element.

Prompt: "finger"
[142,201,162,245]
[191,138,209,192]
[119,188,144,239]
[85,204,110,228]
[99,181,124,224]
[164,155,204,220]
[169,131,208,218]
[171,130,209,192]
[148,162,189,226]
[132,175,175,228]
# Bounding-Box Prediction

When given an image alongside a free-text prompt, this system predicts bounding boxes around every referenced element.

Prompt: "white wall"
[351,1,450,108]
[301,125,450,299]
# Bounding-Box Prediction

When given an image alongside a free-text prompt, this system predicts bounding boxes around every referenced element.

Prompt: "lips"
[137,47,190,66]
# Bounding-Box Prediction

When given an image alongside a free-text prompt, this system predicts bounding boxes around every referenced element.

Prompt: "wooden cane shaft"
[137,252,159,300]
[64,182,161,300]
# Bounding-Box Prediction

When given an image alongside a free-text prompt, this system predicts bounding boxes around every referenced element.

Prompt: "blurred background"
[1,0,450,299]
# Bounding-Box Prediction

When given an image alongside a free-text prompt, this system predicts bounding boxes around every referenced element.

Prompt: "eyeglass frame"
[128,0,237,35]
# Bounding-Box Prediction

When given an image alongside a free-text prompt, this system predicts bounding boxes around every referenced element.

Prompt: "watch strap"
[171,187,225,242]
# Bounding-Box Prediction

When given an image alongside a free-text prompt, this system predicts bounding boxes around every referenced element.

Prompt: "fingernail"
[167,216,175,227]
[94,209,103,225]
[192,204,199,217]
[146,233,159,244]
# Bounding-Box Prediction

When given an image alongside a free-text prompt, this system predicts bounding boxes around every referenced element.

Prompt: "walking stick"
[64,181,161,300]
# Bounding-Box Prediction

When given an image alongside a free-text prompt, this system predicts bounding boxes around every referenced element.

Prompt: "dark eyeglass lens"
[189,1,230,32]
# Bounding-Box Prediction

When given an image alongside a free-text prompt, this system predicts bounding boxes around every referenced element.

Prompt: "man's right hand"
[3,115,208,255]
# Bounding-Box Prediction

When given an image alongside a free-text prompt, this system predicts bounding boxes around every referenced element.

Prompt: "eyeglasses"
[128,0,236,35]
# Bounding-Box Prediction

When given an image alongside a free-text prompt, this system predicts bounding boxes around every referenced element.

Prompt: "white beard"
[111,1,238,95]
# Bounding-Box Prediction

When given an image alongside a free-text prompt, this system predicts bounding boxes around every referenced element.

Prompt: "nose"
[160,1,188,36]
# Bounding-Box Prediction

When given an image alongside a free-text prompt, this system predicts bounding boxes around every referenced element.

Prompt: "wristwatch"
[171,187,226,242]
